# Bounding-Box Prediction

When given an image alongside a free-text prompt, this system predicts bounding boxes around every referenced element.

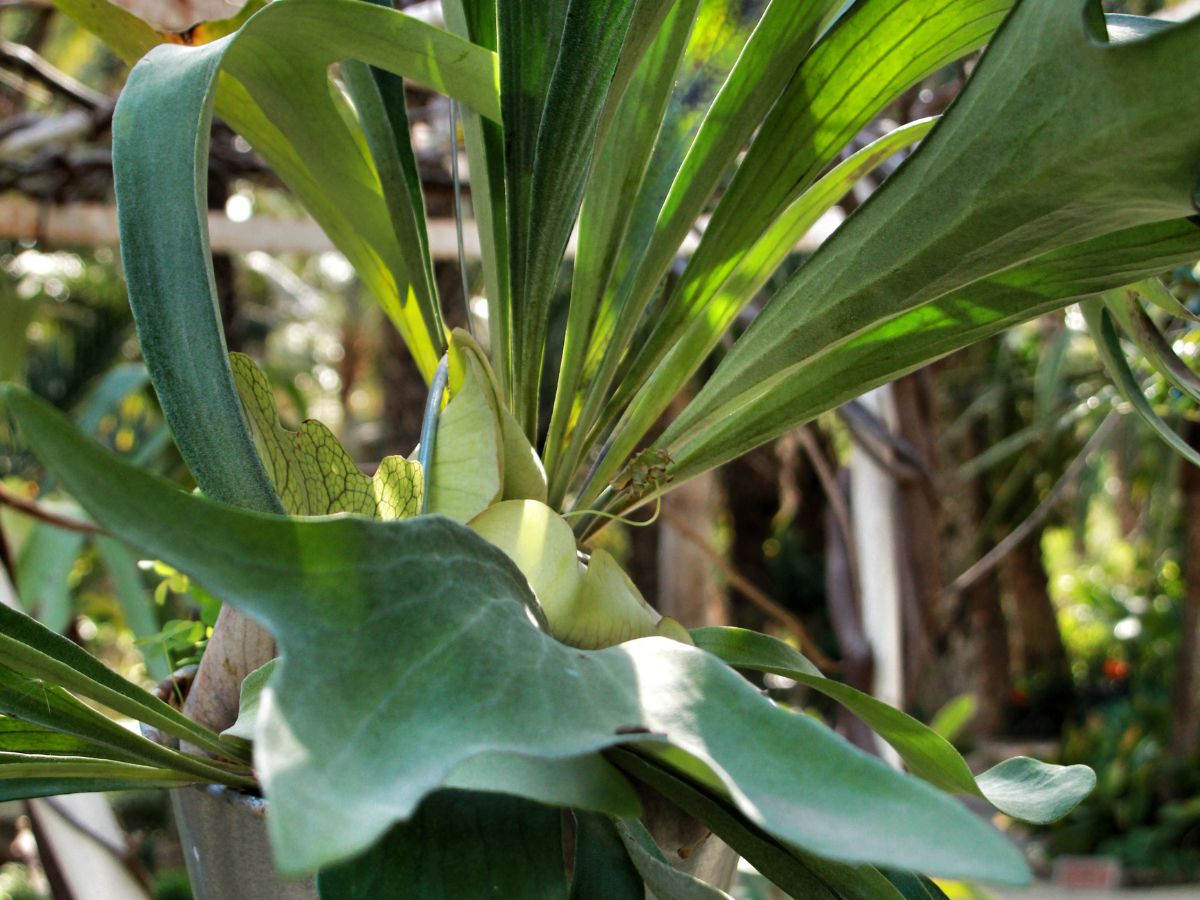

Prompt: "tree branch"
[660,507,836,672]
[0,38,107,109]
[944,414,1115,598]
[0,482,101,535]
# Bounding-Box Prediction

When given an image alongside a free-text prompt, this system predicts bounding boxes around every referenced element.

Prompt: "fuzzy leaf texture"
[5,387,1032,885]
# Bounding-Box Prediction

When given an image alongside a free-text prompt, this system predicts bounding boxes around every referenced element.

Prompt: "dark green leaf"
[504,0,643,435]
[545,0,701,499]
[882,870,951,900]
[570,812,643,900]
[560,0,847,489]
[317,791,568,900]
[341,4,444,356]
[443,0,512,396]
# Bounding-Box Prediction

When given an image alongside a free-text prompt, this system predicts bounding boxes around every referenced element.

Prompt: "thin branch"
[660,507,837,672]
[0,509,17,591]
[944,414,1116,598]
[0,482,101,535]
[0,38,108,109]
[839,400,937,491]
[795,426,861,594]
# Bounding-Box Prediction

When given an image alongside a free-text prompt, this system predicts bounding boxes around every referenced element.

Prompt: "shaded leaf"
[16,522,84,633]
[94,536,169,681]
[317,791,568,900]
[444,752,641,819]
[611,748,906,900]
[613,817,734,900]
[570,812,644,900]
[882,870,952,900]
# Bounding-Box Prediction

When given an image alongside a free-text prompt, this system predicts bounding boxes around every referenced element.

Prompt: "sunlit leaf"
[231,353,422,520]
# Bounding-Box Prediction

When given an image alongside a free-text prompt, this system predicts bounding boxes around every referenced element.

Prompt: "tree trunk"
[891,372,943,703]
[998,540,1075,700]
[657,469,728,628]
[182,607,275,736]
[969,573,1014,736]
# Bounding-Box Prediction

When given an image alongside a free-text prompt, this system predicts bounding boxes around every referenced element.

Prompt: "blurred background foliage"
[0,0,1197,896]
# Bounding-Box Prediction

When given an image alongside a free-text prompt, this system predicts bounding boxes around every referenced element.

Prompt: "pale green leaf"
[613,818,734,900]
[425,346,503,523]
[445,751,641,818]
[231,353,422,520]
[693,627,1094,824]
[223,658,277,742]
